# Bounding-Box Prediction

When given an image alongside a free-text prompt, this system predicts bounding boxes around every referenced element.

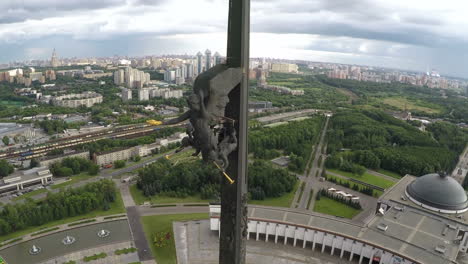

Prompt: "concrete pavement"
[452,144,468,184]
[120,182,136,208]
[127,206,154,262]
[174,219,354,264]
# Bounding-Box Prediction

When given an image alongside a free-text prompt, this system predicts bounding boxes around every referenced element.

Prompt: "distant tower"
[50,48,59,68]
[205,49,212,71]
[213,52,221,66]
[196,51,203,75]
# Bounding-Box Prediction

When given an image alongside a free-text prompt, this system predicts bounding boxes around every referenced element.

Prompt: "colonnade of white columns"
[213,218,414,264]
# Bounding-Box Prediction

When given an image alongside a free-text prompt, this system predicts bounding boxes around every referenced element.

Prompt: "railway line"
[0,122,187,160]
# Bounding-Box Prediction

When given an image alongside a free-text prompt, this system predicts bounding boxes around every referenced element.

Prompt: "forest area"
[0,180,117,236]
[249,116,324,173]
[136,158,297,202]
[326,110,468,176]
[136,117,325,202]
[249,72,348,109]
[317,76,468,124]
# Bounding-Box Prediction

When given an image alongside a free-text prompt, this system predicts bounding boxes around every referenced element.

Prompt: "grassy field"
[325,175,383,197]
[376,169,402,179]
[51,173,96,190]
[381,97,443,114]
[0,189,125,243]
[327,169,395,189]
[129,184,208,205]
[0,100,25,106]
[250,181,299,207]
[290,116,312,122]
[141,213,209,264]
[313,197,361,219]
[165,149,200,165]
[106,151,173,175]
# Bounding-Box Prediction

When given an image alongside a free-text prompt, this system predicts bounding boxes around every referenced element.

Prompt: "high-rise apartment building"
[29,72,43,82]
[121,88,132,102]
[138,88,150,101]
[186,63,194,78]
[114,69,125,85]
[205,49,212,71]
[45,70,56,81]
[270,63,299,73]
[196,52,203,75]
[114,67,150,89]
[164,69,176,83]
[213,52,221,66]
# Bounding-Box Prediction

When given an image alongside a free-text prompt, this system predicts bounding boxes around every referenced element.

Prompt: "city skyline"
[0,0,468,78]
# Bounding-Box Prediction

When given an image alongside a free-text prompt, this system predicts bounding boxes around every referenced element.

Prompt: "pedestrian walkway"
[39,241,138,264]
[0,214,128,250]
[126,206,154,262]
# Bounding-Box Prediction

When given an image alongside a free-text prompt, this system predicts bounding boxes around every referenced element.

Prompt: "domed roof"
[406,173,468,212]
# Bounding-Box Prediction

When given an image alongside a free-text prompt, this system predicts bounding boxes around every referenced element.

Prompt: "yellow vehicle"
[146,120,163,126]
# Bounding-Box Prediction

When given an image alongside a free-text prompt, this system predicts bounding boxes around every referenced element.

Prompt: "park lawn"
[0,188,125,243]
[376,169,402,179]
[51,173,96,190]
[12,188,48,201]
[250,181,299,207]
[0,100,24,106]
[325,174,383,197]
[381,97,443,114]
[166,148,199,164]
[264,121,289,128]
[290,116,312,122]
[313,197,361,219]
[106,150,175,175]
[328,168,395,189]
[141,213,209,264]
[129,184,208,205]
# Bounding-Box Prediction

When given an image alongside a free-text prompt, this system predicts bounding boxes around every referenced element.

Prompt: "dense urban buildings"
[324,64,460,90]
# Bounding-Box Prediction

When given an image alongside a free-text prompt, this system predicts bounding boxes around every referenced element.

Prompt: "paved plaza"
[174,220,356,264]
[0,220,134,264]
[39,241,139,264]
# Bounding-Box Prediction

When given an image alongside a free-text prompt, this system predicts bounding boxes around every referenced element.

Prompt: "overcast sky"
[0,0,467,77]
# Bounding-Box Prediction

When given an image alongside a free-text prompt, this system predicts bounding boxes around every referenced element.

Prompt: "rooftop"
[225,204,467,264]
[380,175,468,223]
[1,167,52,186]
[406,173,468,212]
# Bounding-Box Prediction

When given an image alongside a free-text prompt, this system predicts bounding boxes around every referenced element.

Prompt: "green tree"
[0,159,14,177]
[30,158,40,169]
[114,160,126,169]
[88,164,100,176]
[0,218,11,235]
[2,136,9,146]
